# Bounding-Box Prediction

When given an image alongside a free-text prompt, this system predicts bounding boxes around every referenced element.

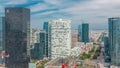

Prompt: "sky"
[0,0,120,30]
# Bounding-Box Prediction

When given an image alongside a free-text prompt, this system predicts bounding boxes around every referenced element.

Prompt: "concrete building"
[81,23,89,43]
[48,19,71,59]
[0,17,5,52]
[109,17,120,66]
[5,8,30,68]
[30,29,40,48]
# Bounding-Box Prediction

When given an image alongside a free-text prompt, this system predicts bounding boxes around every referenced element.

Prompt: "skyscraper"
[43,22,49,57]
[5,8,30,68]
[109,17,120,66]
[104,36,110,62]
[78,25,82,42]
[0,17,5,52]
[39,30,46,59]
[81,23,89,43]
[48,19,71,59]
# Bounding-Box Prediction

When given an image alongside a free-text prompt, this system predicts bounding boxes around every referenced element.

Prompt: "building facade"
[0,17,5,52]
[81,23,89,43]
[30,29,40,48]
[43,22,49,57]
[39,30,46,59]
[71,30,78,47]
[109,17,120,66]
[78,25,82,42]
[5,8,30,68]
[48,19,71,59]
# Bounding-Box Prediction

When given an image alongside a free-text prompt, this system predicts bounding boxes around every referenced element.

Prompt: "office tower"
[104,36,110,62]
[81,23,89,43]
[48,19,71,59]
[43,22,48,32]
[78,25,82,42]
[5,8,30,68]
[30,43,40,60]
[39,30,46,59]
[109,17,120,66]
[71,30,78,47]
[0,17,5,52]
[43,22,48,57]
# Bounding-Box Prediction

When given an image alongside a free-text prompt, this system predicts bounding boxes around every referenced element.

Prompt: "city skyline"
[0,0,120,30]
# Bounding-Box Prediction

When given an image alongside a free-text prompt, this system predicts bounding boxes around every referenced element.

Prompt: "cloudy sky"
[0,0,120,30]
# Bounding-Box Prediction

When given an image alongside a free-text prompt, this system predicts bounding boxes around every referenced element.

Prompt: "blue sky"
[0,0,120,30]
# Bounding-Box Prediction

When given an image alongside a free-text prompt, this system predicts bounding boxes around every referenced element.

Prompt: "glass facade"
[43,22,49,57]
[109,17,120,66]
[78,25,82,42]
[81,23,89,43]
[39,30,46,59]
[5,8,30,68]
[104,36,110,62]
[0,17,5,52]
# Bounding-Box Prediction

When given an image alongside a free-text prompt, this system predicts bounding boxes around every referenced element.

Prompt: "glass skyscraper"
[109,17,120,66]
[78,25,82,42]
[81,23,89,43]
[43,22,48,57]
[39,30,46,59]
[5,8,30,68]
[104,36,110,62]
[0,17,5,52]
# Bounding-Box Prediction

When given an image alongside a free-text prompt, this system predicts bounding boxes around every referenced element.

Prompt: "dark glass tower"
[109,17,120,66]
[43,22,48,57]
[104,36,110,62]
[5,8,30,68]
[81,23,89,43]
[78,25,82,42]
[0,17,5,52]
[39,30,46,59]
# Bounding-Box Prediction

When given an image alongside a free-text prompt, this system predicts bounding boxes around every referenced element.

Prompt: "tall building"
[39,30,46,59]
[0,17,5,52]
[81,23,89,43]
[5,8,30,68]
[43,22,49,57]
[48,19,71,59]
[78,25,82,42]
[109,17,120,66]
[104,36,110,62]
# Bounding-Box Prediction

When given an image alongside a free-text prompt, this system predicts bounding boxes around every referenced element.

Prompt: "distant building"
[81,23,89,43]
[5,8,30,68]
[30,29,40,48]
[43,22,49,57]
[71,30,78,47]
[109,17,120,66]
[30,43,40,60]
[39,30,46,59]
[48,19,71,59]
[43,22,48,32]
[78,25,82,42]
[104,36,110,62]
[0,17,5,52]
